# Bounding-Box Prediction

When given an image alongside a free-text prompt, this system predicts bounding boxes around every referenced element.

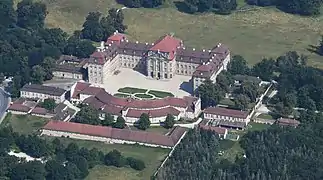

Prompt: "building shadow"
[307,44,321,55]
[180,79,193,95]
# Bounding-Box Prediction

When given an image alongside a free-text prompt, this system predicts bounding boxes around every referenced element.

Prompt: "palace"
[84,31,231,92]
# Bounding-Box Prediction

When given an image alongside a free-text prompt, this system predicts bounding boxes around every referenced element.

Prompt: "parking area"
[103,68,192,97]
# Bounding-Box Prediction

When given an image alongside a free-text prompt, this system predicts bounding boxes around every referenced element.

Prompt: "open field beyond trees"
[1,114,169,180]
[0,113,49,135]
[37,0,323,67]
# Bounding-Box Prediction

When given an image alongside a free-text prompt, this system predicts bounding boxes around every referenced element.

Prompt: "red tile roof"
[204,107,248,119]
[199,125,227,135]
[277,118,300,127]
[150,35,182,60]
[126,107,180,118]
[106,33,126,45]
[8,104,31,112]
[43,121,186,147]
[31,107,47,115]
[72,82,90,98]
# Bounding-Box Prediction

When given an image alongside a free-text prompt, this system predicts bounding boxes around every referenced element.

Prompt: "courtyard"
[104,68,193,98]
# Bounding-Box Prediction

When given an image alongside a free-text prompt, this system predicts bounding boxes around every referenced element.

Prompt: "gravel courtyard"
[103,68,192,97]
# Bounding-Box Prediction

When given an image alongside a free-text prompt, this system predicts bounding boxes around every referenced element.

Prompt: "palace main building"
[85,31,231,92]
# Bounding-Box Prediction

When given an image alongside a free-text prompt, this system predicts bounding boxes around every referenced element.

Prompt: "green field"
[45,137,169,180]
[130,125,170,135]
[257,113,275,120]
[148,90,174,98]
[0,113,49,135]
[38,0,323,67]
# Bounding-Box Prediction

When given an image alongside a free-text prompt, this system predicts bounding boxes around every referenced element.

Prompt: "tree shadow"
[115,0,124,4]
[307,44,321,55]
[173,1,191,14]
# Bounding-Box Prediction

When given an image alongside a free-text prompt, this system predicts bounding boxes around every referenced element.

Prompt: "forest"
[0,126,145,180]
[157,112,323,180]
[197,50,323,118]
[118,0,322,16]
[0,0,126,97]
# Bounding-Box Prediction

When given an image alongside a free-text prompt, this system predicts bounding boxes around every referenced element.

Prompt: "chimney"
[208,50,211,52]
[193,48,195,51]
[100,41,105,49]
[145,42,148,45]
[218,43,221,47]
[183,47,186,50]
[136,41,138,44]
[121,39,124,42]
[203,49,205,52]
[152,43,154,45]
[115,30,119,34]
[203,62,205,65]
[126,39,129,42]
[108,44,111,47]
[158,49,160,53]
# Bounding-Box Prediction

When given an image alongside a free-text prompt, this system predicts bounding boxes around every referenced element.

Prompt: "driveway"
[0,87,10,123]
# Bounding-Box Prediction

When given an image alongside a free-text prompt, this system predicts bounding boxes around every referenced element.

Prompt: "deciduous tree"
[137,113,151,130]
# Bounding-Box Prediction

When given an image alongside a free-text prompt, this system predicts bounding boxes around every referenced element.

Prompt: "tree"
[107,8,127,33]
[102,113,115,126]
[10,161,46,180]
[142,0,165,8]
[236,81,260,102]
[39,28,68,51]
[164,114,176,129]
[216,71,233,92]
[0,73,4,84]
[17,0,47,29]
[40,98,57,111]
[63,38,95,58]
[214,0,237,14]
[64,143,79,161]
[252,58,276,81]
[69,156,89,178]
[0,0,16,27]
[73,105,101,125]
[137,113,151,130]
[228,55,249,75]
[123,0,143,8]
[104,149,126,167]
[197,79,225,109]
[317,36,323,56]
[233,94,250,110]
[81,12,104,42]
[127,157,146,170]
[113,116,126,129]
[41,57,55,80]
[277,0,321,16]
[31,65,46,84]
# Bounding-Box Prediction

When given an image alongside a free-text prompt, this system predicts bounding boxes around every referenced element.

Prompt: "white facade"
[204,113,248,123]
[53,71,83,80]
[20,91,65,103]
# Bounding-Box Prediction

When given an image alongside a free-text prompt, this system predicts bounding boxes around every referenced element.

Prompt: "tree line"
[0,0,127,97]
[0,126,145,180]
[246,0,322,16]
[117,0,322,16]
[73,105,176,130]
[157,111,323,180]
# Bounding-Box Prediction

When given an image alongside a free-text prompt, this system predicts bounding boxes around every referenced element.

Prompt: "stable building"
[41,120,187,149]
[20,84,66,103]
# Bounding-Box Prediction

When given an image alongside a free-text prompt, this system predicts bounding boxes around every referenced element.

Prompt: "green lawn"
[257,113,274,120]
[248,122,271,132]
[219,98,235,106]
[118,87,147,94]
[114,93,131,98]
[219,140,244,162]
[130,126,170,135]
[0,113,49,135]
[39,0,323,68]
[134,93,153,99]
[44,137,169,180]
[148,90,174,98]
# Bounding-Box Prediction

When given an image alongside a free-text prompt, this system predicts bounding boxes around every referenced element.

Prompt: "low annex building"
[276,118,300,128]
[84,32,230,92]
[204,107,250,130]
[71,82,202,123]
[53,55,87,80]
[41,120,187,149]
[20,84,66,103]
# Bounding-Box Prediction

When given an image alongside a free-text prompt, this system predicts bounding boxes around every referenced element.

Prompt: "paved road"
[0,87,10,123]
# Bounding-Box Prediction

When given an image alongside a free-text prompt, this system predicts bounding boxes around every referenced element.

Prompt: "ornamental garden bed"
[148,90,174,98]
[134,93,153,99]
[114,93,131,98]
[118,87,147,94]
